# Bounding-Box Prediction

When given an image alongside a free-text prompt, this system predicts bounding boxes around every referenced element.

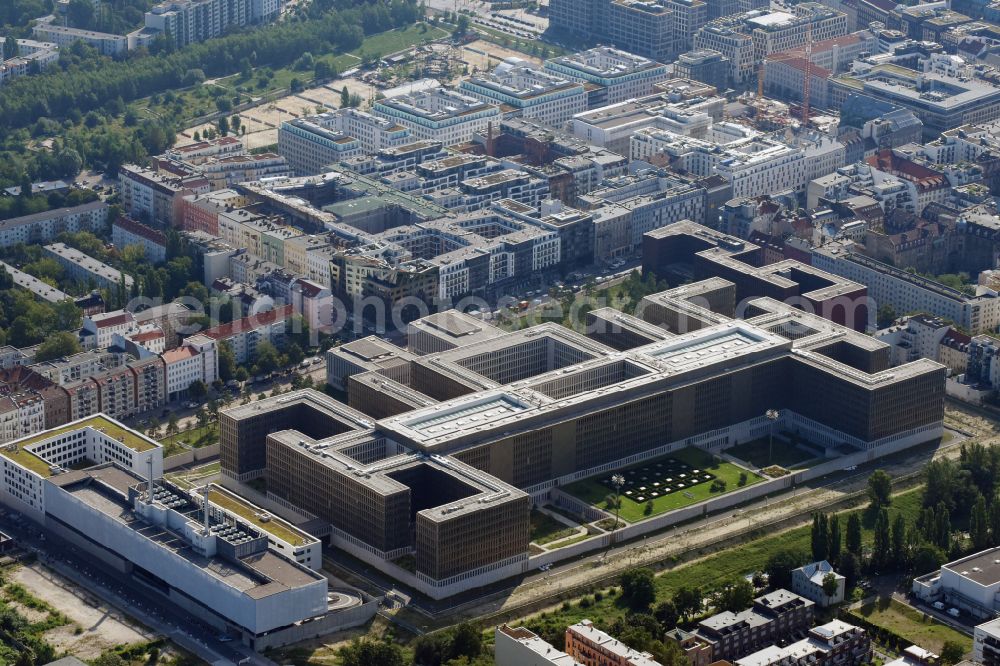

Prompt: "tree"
[989,497,1000,547]
[653,600,679,630]
[912,543,945,575]
[620,568,656,610]
[339,639,404,666]
[454,14,470,35]
[447,623,482,661]
[821,572,840,598]
[877,303,896,328]
[34,331,82,362]
[828,514,841,564]
[811,513,829,562]
[891,513,906,567]
[765,549,807,590]
[846,513,862,555]
[839,552,859,589]
[867,470,892,509]
[3,36,18,60]
[972,493,990,551]
[217,340,237,381]
[341,85,350,108]
[714,579,754,613]
[167,413,179,435]
[934,501,952,551]
[941,641,966,666]
[285,342,305,367]
[188,379,207,400]
[254,340,280,374]
[872,508,891,571]
[673,586,702,621]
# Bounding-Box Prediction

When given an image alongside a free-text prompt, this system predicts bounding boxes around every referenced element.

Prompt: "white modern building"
[0,415,163,520]
[373,89,502,146]
[459,61,588,126]
[545,46,671,107]
[278,109,413,175]
[914,546,1000,618]
[631,123,806,198]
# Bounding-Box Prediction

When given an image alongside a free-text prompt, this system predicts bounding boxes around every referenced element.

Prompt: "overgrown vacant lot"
[851,598,972,655]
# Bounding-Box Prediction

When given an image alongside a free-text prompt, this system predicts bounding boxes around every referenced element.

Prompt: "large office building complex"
[220,258,944,596]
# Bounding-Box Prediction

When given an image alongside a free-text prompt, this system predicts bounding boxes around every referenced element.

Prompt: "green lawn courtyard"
[724,437,817,470]
[850,598,972,655]
[564,447,763,523]
[530,509,580,546]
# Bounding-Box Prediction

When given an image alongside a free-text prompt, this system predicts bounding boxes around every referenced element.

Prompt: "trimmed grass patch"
[725,438,816,470]
[531,510,579,546]
[564,448,762,522]
[850,598,971,655]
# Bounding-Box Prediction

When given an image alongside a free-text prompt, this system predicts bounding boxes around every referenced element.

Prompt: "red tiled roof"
[91,312,134,329]
[114,215,167,246]
[202,304,293,340]
[161,347,198,364]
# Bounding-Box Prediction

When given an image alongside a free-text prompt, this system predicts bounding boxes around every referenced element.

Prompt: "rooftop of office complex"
[545,46,669,83]
[373,89,500,124]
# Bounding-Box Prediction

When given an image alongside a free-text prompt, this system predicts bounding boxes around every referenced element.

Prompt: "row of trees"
[0,0,421,132]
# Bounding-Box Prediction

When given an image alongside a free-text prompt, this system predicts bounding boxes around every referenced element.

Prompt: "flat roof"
[944,547,1000,586]
[3,415,159,477]
[208,485,314,547]
[402,394,528,437]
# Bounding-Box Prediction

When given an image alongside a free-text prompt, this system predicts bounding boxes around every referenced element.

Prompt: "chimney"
[201,485,211,535]
[146,457,154,502]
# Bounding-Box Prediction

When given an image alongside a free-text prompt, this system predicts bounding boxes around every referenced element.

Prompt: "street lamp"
[611,473,625,530]
[765,409,780,464]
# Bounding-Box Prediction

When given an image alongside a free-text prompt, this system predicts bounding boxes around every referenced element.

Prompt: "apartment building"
[197,304,293,364]
[495,624,585,666]
[197,153,293,190]
[162,346,209,400]
[0,202,109,248]
[735,620,870,666]
[811,243,1000,333]
[31,22,126,55]
[111,215,167,263]
[278,109,414,175]
[179,188,248,235]
[790,561,846,607]
[566,619,662,666]
[975,617,1000,666]
[0,260,73,305]
[694,590,815,661]
[81,310,137,350]
[44,243,135,292]
[119,163,210,226]
[674,49,731,89]
[373,89,502,146]
[0,38,59,85]
[165,136,244,164]
[144,0,283,48]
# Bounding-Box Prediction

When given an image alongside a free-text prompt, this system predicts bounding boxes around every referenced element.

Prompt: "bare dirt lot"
[12,563,158,659]
[460,39,542,71]
[178,78,377,151]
